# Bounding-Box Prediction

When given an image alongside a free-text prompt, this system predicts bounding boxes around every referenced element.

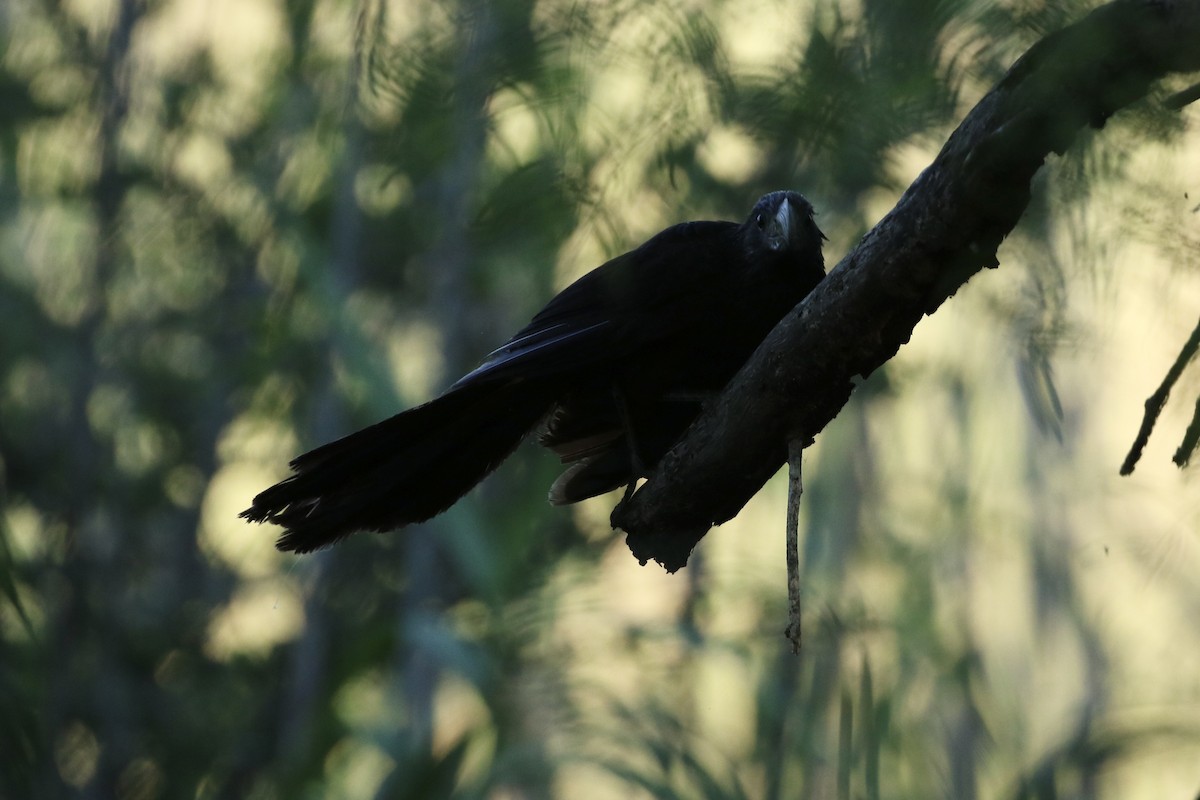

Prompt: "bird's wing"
[450,220,739,390]
[448,319,614,388]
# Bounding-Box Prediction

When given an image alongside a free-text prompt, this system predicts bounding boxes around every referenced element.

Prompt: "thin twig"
[785,438,804,654]
[1121,313,1200,475]
[1172,393,1200,467]
[1165,81,1200,110]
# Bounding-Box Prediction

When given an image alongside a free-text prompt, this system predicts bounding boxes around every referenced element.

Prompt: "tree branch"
[612,0,1200,572]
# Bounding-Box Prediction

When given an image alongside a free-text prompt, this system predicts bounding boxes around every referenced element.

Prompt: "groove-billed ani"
[242,191,826,553]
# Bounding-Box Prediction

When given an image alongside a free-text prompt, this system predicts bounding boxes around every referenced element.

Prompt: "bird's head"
[743,190,826,262]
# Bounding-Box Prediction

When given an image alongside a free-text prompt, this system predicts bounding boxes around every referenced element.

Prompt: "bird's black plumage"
[242,191,826,553]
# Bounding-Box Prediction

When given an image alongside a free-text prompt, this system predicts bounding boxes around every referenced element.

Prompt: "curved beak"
[767,197,793,251]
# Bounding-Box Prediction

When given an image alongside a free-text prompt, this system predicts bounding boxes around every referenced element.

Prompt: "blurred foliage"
[1,0,1199,798]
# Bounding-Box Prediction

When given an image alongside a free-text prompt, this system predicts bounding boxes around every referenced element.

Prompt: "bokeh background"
[2,0,1199,797]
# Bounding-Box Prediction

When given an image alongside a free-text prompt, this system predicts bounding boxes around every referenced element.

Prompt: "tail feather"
[547,449,631,506]
[242,382,550,553]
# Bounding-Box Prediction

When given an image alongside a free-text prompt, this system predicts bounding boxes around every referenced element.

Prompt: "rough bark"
[613,0,1200,572]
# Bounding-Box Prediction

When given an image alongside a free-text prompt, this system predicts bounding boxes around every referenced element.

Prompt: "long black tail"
[241,381,550,553]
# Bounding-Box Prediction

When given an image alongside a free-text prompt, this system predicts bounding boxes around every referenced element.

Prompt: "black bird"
[242,191,826,553]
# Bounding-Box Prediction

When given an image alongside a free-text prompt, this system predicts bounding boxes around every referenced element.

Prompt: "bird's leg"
[611,386,647,504]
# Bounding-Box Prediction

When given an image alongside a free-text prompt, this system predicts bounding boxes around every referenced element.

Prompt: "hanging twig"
[785,438,804,654]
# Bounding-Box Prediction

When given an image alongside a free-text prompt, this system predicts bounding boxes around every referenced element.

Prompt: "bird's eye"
[755,213,765,229]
